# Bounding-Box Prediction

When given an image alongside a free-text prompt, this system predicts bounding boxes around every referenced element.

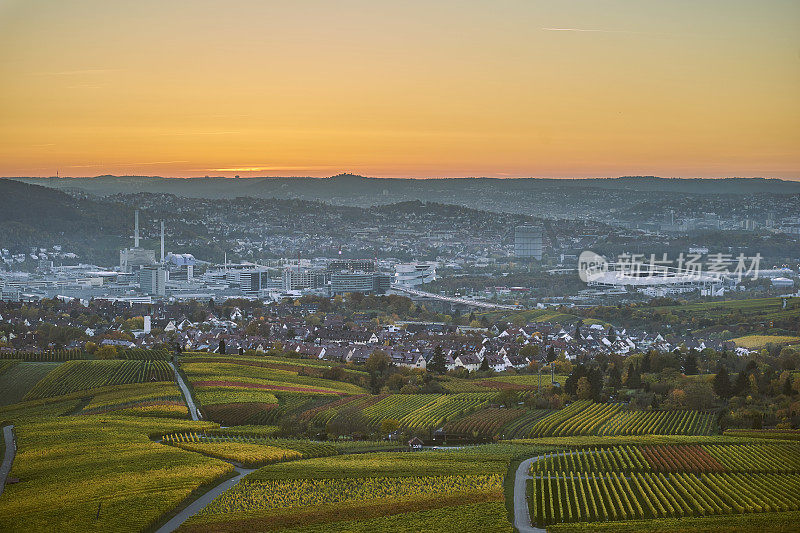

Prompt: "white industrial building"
[584,262,733,296]
[394,262,437,287]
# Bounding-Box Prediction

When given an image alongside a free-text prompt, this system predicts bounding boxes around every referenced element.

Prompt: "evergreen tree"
[587,367,603,401]
[624,363,641,389]
[783,376,794,396]
[607,364,622,390]
[428,345,447,374]
[564,364,586,396]
[641,352,652,373]
[480,355,490,372]
[733,370,749,396]
[712,365,731,398]
[218,339,226,355]
[682,351,699,375]
[607,326,617,343]
[546,345,556,363]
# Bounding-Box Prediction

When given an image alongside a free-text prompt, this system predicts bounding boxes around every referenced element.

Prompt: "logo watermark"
[578,251,762,283]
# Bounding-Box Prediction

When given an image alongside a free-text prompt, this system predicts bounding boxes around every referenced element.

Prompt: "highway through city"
[390,285,520,310]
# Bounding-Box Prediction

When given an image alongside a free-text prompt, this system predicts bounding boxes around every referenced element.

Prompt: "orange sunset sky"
[0,1,798,179]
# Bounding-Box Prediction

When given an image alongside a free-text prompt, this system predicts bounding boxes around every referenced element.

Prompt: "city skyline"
[1,0,798,180]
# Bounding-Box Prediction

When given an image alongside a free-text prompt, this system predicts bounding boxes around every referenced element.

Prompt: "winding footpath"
[0,424,16,498]
[155,465,254,533]
[170,362,200,421]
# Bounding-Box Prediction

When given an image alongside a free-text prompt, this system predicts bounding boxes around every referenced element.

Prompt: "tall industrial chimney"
[134,210,140,248]
[160,220,165,262]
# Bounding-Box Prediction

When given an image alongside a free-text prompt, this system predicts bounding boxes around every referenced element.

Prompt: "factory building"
[120,210,157,272]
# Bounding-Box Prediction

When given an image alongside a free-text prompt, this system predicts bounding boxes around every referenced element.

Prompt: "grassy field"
[0,413,230,532]
[649,297,799,319]
[170,440,302,467]
[182,361,367,396]
[729,334,800,349]
[477,308,588,326]
[179,443,555,532]
[0,362,61,406]
[272,500,514,533]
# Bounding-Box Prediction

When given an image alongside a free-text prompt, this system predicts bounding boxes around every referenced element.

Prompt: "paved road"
[170,362,200,421]
[155,466,254,533]
[513,455,547,533]
[514,449,606,532]
[0,424,16,498]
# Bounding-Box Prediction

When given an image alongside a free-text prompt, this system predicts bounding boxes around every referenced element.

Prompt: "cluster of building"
[0,211,449,305]
[1,246,78,267]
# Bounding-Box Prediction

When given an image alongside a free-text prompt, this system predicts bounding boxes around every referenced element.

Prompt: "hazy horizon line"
[2,174,798,182]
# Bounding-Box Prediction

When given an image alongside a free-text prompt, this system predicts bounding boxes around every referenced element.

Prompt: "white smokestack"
[160,220,165,262]
[134,210,140,248]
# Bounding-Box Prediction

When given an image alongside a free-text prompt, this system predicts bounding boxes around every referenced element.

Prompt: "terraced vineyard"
[360,394,441,426]
[534,444,800,474]
[444,408,526,437]
[598,409,715,436]
[198,474,504,516]
[499,409,552,439]
[0,360,19,375]
[522,401,715,438]
[529,443,800,528]
[0,362,61,406]
[24,360,173,400]
[298,394,387,426]
[180,444,541,532]
[397,393,495,429]
[77,382,187,418]
[723,429,800,441]
[0,349,92,362]
[119,348,171,360]
[528,401,621,437]
[182,361,367,396]
[162,431,340,459]
[531,471,800,527]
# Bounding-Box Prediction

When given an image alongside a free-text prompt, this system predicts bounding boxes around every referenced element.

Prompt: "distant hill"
[0,179,132,263]
[8,174,800,202]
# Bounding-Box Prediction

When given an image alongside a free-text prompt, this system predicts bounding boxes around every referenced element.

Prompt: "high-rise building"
[327,259,376,272]
[242,270,275,294]
[139,266,166,296]
[330,272,374,295]
[514,226,543,260]
[330,272,391,295]
[372,273,391,294]
[282,267,329,291]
